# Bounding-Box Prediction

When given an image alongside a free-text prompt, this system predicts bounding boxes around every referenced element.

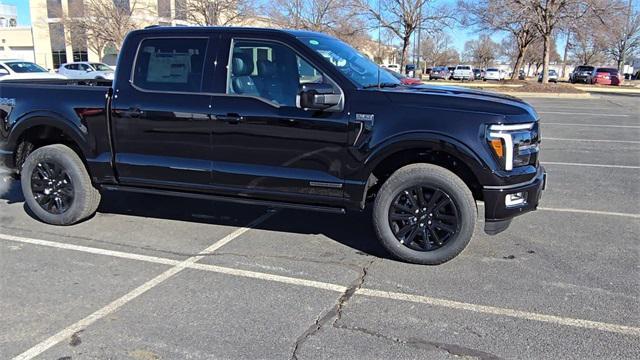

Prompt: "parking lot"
[1,95,638,360]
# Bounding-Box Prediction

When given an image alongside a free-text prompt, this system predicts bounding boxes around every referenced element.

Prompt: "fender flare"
[8,110,90,157]
[363,131,489,181]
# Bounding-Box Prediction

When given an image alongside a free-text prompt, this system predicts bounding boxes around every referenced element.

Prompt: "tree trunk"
[400,34,411,70]
[561,30,571,79]
[510,45,528,81]
[541,32,551,84]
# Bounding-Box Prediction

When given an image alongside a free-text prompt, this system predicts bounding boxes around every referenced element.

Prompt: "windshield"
[487,68,499,72]
[597,68,617,74]
[457,66,470,70]
[90,63,112,71]
[299,36,400,88]
[5,61,48,73]
[577,66,594,71]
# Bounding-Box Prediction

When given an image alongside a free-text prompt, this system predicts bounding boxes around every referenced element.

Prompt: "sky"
[2,0,30,26]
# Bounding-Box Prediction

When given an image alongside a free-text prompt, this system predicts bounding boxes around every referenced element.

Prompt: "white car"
[384,64,400,71]
[538,69,558,83]
[0,59,67,81]
[58,62,115,80]
[452,65,474,80]
[483,68,506,81]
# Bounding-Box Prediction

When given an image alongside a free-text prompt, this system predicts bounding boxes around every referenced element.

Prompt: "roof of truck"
[137,26,334,39]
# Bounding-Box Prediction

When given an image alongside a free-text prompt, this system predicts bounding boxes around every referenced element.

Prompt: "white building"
[0,3,17,27]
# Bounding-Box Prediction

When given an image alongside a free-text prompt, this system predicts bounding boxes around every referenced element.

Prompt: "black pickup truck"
[0,27,546,264]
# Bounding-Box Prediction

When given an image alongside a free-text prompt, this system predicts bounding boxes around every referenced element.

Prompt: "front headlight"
[487,123,539,170]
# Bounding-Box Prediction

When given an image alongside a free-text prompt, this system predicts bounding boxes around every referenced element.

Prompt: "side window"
[79,64,89,71]
[66,64,77,70]
[227,40,331,106]
[133,37,208,93]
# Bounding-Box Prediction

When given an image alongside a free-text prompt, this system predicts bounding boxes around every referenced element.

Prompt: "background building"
[0,3,35,62]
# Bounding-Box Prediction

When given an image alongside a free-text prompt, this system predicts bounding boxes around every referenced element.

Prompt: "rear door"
[111,35,218,190]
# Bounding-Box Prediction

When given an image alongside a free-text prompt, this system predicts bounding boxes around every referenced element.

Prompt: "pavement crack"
[290,258,378,360]
[334,324,502,359]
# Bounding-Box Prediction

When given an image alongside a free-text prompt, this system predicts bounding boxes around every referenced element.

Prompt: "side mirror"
[0,68,9,76]
[86,69,93,72]
[297,83,341,110]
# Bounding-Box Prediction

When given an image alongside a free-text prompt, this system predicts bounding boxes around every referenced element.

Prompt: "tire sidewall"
[373,165,476,265]
[21,146,93,225]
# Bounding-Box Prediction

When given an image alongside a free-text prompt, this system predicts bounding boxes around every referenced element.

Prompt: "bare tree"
[63,0,144,58]
[358,0,453,68]
[570,28,607,65]
[420,32,459,66]
[185,0,252,26]
[524,35,560,75]
[464,35,500,69]
[599,0,640,72]
[459,0,539,80]
[513,0,598,83]
[267,0,370,49]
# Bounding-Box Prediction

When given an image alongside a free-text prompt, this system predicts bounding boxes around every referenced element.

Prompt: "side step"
[100,185,347,214]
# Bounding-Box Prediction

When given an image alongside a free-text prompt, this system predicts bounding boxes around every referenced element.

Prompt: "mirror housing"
[297,83,341,111]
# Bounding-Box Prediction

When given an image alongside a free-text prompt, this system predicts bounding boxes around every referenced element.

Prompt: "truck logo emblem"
[356,113,374,121]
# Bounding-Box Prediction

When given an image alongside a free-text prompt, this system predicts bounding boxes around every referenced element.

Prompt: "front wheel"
[21,144,101,225]
[373,164,476,265]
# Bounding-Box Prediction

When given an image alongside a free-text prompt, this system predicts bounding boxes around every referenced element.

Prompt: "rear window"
[133,37,208,92]
[457,66,470,70]
[487,68,499,71]
[576,66,594,72]
[596,68,618,74]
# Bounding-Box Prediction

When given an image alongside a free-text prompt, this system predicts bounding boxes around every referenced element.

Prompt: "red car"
[592,67,622,86]
[386,69,423,85]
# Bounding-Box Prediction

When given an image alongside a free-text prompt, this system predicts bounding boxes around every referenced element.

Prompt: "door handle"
[216,113,242,124]
[120,107,143,118]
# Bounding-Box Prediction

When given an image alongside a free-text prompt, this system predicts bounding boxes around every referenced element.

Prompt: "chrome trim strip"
[0,149,13,155]
[309,181,343,189]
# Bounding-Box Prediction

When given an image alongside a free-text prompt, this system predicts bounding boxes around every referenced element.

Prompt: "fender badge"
[356,113,374,121]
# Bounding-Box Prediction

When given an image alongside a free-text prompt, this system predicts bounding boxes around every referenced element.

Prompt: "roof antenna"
[377,0,382,89]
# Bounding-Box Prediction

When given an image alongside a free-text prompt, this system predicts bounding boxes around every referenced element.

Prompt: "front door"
[209,38,349,205]
[112,36,215,191]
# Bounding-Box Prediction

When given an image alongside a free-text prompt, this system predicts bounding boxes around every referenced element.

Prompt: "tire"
[373,164,476,265]
[21,144,101,225]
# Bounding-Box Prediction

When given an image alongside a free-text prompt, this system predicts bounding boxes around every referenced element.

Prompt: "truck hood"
[377,84,539,123]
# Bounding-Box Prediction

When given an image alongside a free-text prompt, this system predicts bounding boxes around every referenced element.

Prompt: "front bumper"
[482,166,547,235]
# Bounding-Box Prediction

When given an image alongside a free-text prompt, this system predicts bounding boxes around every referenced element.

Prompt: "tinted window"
[487,68,499,71]
[576,66,594,72]
[133,38,208,92]
[597,68,618,74]
[457,66,470,70]
[6,62,48,73]
[227,40,336,106]
[65,64,77,70]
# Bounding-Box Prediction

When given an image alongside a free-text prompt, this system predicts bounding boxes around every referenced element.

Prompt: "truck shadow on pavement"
[1,179,388,259]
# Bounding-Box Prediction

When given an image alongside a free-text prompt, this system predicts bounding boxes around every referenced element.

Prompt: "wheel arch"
[8,112,90,172]
[362,133,488,203]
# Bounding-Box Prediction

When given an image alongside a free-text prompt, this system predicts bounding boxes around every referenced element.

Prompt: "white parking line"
[538,111,631,117]
[543,123,640,129]
[9,211,275,360]
[537,207,640,219]
[542,161,640,170]
[544,137,640,144]
[2,232,639,340]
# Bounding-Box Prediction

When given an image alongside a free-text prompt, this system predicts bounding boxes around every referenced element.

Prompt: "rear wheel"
[373,164,476,265]
[21,144,101,225]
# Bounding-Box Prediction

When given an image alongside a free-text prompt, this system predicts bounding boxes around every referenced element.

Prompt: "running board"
[100,185,347,214]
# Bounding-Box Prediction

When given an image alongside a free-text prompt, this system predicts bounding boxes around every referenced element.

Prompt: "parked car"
[473,68,483,80]
[429,66,449,80]
[518,70,526,80]
[385,68,422,85]
[483,68,505,81]
[0,59,67,81]
[538,69,558,83]
[447,66,456,80]
[591,67,621,85]
[569,65,595,84]
[384,64,400,72]
[0,26,546,265]
[58,62,115,80]
[452,65,474,80]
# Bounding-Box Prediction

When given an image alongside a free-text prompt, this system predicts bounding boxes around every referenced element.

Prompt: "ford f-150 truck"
[0,27,546,264]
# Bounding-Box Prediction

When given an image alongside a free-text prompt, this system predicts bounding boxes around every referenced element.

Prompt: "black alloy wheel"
[388,186,460,252]
[31,161,74,214]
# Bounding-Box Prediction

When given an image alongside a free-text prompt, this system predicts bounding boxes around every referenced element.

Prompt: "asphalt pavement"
[1,95,638,360]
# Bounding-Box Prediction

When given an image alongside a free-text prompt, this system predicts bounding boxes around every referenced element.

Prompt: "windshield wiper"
[362,82,402,89]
